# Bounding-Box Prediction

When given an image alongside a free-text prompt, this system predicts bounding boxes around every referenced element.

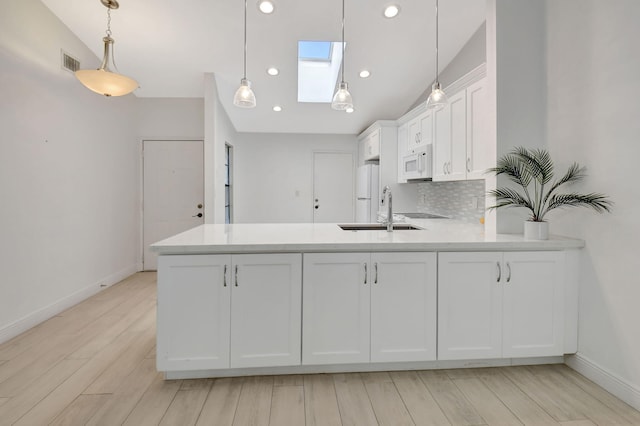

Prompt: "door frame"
[311,150,356,223]
[139,138,204,271]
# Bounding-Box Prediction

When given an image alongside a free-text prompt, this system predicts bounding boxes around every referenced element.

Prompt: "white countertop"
[150,220,585,254]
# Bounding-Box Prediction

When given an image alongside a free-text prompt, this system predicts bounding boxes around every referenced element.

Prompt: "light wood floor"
[1,273,639,425]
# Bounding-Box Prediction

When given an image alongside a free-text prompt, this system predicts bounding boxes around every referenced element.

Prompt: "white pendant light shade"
[233,78,257,108]
[426,82,448,110]
[75,1,137,97]
[331,82,353,111]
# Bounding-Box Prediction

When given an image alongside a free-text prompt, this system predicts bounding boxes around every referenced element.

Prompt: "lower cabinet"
[302,252,437,365]
[438,251,565,360]
[157,253,302,371]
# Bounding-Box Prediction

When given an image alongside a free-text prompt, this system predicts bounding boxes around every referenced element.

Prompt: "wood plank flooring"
[0,272,639,425]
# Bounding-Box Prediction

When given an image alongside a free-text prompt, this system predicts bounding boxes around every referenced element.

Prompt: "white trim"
[443,63,487,97]
[565,353,640,412]
[164,356,564,379]
[0,265,137,345]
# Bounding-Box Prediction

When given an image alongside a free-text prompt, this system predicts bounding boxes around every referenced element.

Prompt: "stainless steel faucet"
[382,185,393,232]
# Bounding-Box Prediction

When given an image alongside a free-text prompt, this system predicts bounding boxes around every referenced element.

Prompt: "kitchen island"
[151,222,584,379]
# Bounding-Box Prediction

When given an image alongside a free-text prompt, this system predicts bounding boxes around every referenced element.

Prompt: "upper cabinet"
[362,129,380,161]
[433,76,491,182]
[407,110,433,154]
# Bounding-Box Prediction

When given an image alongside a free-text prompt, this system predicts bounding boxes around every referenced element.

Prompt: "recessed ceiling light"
[258,0,275,14]
[267,67,279,76]
[359,70,371,78]
[383,5,400,18]
[346,107,354,113]
[273,105,282,112]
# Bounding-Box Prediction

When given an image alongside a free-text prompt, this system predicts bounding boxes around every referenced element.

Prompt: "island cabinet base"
[163,356,565,380]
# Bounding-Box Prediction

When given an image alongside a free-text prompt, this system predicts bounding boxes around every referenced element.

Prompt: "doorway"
[142,140,204,270]
[312,151,354,223]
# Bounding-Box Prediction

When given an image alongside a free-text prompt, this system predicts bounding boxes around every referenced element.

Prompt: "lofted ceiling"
[41,0,485,135]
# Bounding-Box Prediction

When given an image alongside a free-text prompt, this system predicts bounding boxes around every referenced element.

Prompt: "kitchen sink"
[338,224,423,231]
[396,212,449,219]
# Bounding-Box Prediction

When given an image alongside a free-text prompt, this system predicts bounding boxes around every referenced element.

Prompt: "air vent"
[61,50,80,73]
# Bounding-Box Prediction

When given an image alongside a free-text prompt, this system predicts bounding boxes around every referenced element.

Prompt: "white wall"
[138,98,204,140]
[233,133,357,223]
[0,0,139,342]
[545,0,640,408]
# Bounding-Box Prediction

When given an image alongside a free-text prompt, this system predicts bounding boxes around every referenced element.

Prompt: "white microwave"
[402,145,433,180]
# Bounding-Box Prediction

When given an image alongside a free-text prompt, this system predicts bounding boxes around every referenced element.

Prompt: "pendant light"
[331,0,353,111]
[233,0,257,108]
[75,0,138,97]
[426,0,448,110]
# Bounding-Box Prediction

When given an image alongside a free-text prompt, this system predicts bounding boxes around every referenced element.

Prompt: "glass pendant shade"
[75,37,137,96]
[233,78,256,108]
[426,82,448,110]
[331,81,353,111]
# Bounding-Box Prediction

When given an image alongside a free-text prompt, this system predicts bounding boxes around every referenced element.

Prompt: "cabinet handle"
[374,262,378,284]
[223,265,227,287]
[467,157,471,172]
[448,162,452,174]
[364,263,368,284]
[442,163,446,174]
[506,262,512,283]
[235,265,238,287]
[496,262,502,282]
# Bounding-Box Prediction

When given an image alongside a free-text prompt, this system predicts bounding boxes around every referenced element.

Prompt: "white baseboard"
[0,264,138,345]
[565,353,640,412]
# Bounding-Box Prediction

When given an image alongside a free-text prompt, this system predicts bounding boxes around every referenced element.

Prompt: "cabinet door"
[364,129,380,161]
[466,77,491,179]
[397,123,408,183]
[448,91,467,181]
[371,252,437,362]
[418,110,433,148]
[303,253,370,365]
[407,116,421,153]
[157,254,231,371]
[433,104,450,181]
[502,251,564,357]
[438,252,502,360]
[230,253,302,368]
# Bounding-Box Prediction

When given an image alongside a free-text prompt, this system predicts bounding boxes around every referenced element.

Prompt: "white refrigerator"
[355,164,380,223]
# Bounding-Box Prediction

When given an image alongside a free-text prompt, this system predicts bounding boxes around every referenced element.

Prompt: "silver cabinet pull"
[496,262,502,282]
[467,157,471,172]
[223,265,227,287]
[443,163,446,174]
[506,262,512,283]
[235,265,238,287]
[364,263,368,285]
[374,262,378,284]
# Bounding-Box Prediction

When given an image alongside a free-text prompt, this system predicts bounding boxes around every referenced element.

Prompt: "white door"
[503,251,565,357]
[466,77,491,179]
[449,91,468,181]
[230,254,302,368]
[156,254,231,371]
[371,252,437,363]
[303,252,370,365]
[143,140,204,270]
[313,152,354,223]
[438,252,503,360]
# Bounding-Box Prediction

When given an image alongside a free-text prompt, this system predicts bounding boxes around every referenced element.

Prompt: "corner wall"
[545,0,640,409]
[0,0,139,342]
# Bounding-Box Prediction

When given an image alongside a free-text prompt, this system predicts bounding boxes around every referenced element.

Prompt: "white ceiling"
[41,0,485,135]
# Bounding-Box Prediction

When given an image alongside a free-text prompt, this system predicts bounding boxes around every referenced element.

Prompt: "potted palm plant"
[488,147,612,239]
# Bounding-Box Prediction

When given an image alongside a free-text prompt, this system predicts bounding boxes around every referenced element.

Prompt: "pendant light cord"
[341,0,345,83]
[434,0,439,85]
[243,0,248,79]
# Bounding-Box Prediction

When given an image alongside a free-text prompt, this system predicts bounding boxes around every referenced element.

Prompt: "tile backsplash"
[416,180,486,224]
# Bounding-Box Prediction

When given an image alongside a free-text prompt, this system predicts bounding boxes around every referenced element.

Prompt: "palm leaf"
[487,187,534,213]
[513,147,555,185]
[542,163,585,205]
[544,193,613,216]
[488,153,533,188]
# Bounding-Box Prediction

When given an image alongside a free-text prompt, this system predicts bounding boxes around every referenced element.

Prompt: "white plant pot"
[524,221,549,240]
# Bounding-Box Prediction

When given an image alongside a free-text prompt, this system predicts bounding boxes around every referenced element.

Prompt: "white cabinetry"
[302,252,437,365]
[438,251,564,360]
[433,76,491,182]
[397,123,408,183]
[407,110,433,154]
[360,129,380,162]
[157,253,302,371]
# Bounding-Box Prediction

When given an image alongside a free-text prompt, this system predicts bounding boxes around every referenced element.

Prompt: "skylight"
[297,41,343,103]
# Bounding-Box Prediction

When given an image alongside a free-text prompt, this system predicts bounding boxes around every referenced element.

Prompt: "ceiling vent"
[61,50,80,73]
